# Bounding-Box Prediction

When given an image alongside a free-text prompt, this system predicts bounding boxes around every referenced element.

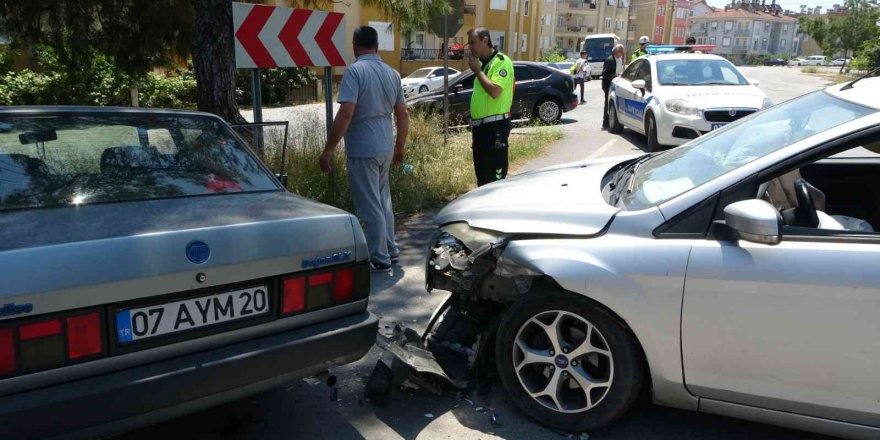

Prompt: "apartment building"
[688,7,799,56]
[627,0,695,53]
[330,0,543,76]
[538,0,630,58]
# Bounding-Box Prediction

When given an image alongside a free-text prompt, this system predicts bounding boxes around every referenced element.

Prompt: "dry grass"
[259,112,561,215]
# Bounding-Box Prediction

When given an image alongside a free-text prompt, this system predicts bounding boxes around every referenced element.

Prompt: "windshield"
[619,91,875,210]
[406,69,432,79]
[0,114,278,211]
[556,62,574,70]
[585,38,614,61]
[657,59,748,85]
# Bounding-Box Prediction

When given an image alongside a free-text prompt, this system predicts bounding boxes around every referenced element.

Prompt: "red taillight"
[66,313,102,359]
[282,277,306,314]
[333,268,354,302]
[308,272,333,286]
[282,265,364,316]
[19,320,61,340]
[0,329,15,375]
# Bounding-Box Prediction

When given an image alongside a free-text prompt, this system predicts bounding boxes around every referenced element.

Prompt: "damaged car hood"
[435,159,623,236]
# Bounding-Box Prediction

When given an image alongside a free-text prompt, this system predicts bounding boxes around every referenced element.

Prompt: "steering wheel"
[794,178,820,228]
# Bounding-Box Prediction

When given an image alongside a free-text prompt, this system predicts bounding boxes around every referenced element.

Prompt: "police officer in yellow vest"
[630,36,650,63]
[466,27,515,186]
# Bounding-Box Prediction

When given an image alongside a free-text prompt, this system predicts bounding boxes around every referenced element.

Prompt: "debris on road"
[490,412,503,428]
[424,413,434,418]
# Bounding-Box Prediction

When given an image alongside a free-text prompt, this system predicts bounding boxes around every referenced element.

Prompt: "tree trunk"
[192,0,247,124]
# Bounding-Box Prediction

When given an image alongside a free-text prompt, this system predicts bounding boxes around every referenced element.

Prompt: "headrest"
[100,145,163,174]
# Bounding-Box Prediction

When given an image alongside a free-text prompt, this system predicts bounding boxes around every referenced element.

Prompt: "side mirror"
[453,84,464,94]
[632,79,646,90]
[747,77,760,86]
[722,199,781,245]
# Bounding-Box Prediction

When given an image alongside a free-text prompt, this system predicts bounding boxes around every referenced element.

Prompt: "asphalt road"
[116,67,838,440]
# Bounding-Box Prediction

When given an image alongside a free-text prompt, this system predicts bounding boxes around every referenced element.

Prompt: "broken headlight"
[426,223,507,294]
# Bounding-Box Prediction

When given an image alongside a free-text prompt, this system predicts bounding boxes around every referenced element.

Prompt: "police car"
[607,45,772,152]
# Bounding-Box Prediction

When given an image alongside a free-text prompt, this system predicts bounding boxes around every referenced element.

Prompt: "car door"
[611,61,639,128]
[512,65,537,119]
[682,138,880,427]
[448,74,475,124]
[427,68,444,91]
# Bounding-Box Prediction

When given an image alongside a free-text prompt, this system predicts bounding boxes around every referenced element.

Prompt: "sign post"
[429,0,465,137]
[251,69,263,155]
[232,2,348,171]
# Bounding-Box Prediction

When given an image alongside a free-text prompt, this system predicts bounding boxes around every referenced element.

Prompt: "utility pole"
[662,0,677,44]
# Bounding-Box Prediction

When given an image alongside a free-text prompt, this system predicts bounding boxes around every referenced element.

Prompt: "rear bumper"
[0,311,378,440]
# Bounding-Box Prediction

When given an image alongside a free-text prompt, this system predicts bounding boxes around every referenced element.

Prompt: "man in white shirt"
[573,50,590,104]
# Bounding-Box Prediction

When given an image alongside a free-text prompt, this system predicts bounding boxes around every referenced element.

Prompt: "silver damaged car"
[421,74,880,438]
[0,107,377,439]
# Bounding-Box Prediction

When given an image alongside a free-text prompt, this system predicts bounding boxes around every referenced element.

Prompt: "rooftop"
[689,9,798,22]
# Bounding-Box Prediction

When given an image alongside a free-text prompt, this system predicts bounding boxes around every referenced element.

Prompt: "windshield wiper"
[610,154,652,204]
[661,82,689,86]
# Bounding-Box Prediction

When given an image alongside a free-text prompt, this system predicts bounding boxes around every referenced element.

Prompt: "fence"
[401,48,473,61]
[287,80,319,105]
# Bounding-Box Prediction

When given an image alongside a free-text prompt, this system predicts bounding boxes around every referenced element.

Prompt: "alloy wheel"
[512,310,614,414]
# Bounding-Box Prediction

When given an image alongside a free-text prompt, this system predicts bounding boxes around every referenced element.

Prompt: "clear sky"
[706,0,847,13]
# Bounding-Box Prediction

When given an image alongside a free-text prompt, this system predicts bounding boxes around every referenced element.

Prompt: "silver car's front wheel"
[496,286,644,432]
[513,310,614,413]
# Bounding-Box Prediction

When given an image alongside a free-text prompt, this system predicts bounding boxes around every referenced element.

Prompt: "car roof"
[0,106,219,118]
[825,76,880,110]
[648,53,728,62]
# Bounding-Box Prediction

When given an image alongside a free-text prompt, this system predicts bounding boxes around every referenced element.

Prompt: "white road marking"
[586,139,617,160]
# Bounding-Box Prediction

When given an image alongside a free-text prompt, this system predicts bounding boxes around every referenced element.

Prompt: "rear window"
[0,114,278,211]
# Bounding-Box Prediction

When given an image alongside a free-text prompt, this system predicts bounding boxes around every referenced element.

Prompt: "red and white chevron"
[232,2,348,69]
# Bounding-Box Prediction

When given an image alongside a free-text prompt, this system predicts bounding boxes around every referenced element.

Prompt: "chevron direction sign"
[232,2,348,69]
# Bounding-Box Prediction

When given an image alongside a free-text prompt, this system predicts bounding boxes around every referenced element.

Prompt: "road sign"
[232,2,347,68]
[429,0,464,38]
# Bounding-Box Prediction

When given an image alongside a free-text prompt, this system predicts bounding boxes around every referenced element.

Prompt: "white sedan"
[401,67,461,97]
[607,53,772,152]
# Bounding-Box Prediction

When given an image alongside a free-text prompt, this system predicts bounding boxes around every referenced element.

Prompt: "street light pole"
[663,0,677,44]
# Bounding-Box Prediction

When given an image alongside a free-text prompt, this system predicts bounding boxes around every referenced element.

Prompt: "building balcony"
[464,4,476,14]
[691,29,708,36]
[735,29,751,36]
[568,25,585,32]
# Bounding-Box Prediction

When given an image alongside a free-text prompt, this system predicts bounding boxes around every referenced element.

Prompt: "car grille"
[703,108,757,123]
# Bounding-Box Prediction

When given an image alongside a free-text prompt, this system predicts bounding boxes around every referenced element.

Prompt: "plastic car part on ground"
[367,227,541,401]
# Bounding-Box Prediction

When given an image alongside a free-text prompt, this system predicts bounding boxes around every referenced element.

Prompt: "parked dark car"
[763,57,787,66]
[406,61,579,125]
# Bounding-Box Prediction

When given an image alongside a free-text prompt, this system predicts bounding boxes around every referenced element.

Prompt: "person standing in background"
[573,50,590,104]
[602,44,625,129]
[319,26,409,274]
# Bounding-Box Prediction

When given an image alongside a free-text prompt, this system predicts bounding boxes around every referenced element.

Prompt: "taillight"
[282,277,306,314]
[0,308,104,378]
[281,263,368,316]
[67,313,103,359]
[0,329,15,375]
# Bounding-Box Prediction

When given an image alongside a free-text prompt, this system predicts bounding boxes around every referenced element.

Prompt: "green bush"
[139,70,197,109]
[540,46,568,63]
[852,39,880,70]
[259,112,561,216]
[235,67,316,107]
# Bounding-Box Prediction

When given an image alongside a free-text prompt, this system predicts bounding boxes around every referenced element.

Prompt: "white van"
[803,55,827,66]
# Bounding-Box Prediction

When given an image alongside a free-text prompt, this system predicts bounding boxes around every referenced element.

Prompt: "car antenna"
[840,66,879,91]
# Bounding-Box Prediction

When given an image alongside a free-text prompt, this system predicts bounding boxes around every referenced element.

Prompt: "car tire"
[534,97,562,124]
[645,113,662,153]
[608,102,623,134]
[419,85,429,94]
[495,287,645,433]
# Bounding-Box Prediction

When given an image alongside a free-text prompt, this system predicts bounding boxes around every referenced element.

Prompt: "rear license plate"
[711,123,727,130]
[115,286,270,344]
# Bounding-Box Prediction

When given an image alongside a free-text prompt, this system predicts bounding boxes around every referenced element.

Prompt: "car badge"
[728,109,737,117]
[302,251,353,269]
[0,303,33,318]
[186,241,210,264]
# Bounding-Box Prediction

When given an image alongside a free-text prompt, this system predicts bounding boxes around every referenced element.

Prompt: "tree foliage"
[0,0,451,122]
[799,0,880,72]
